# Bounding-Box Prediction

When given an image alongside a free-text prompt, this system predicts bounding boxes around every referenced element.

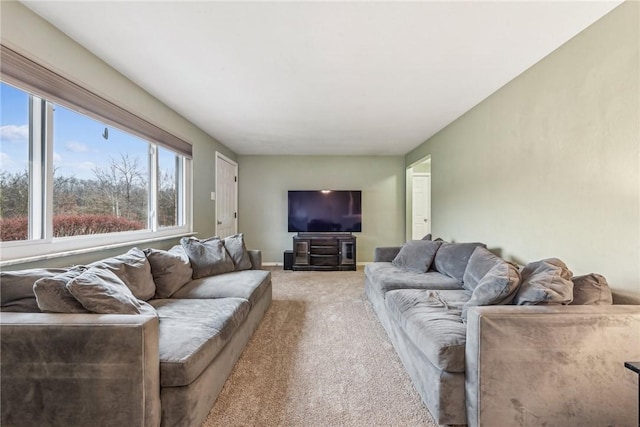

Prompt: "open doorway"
[407,156,431,240]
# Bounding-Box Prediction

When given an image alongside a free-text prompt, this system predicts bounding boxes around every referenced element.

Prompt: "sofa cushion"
[144,246,193,298]
[67,267,157,315]
[570,273,613,305]
[514,258,573,305]
[0,268,68,312]
[223,233,253,271]
[88,247,156,301]
[385,289,470,373]
[151,298,250,387]
[180,236,235,279]
[365,263,462,295]
[433,242,487,282]
[171,269,271,308]
[392,240,442,273]
[462,248,520,320]
[33,266,89,313]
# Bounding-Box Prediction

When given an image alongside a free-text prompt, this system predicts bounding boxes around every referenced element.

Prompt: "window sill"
[0,232,196,268]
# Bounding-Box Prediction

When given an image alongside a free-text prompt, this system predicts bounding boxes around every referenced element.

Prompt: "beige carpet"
[202,267,438,427]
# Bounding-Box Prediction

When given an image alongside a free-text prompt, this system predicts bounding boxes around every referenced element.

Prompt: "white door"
[412,174,431,240]
[215,153,238,238]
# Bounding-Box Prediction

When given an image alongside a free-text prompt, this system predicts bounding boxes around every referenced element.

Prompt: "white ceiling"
[22,1,621,156]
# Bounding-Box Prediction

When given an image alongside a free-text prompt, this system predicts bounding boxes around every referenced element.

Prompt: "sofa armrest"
[1,312,161,427]
[373,246,401,263]
[248,249,262,270]
[465,305,640,427]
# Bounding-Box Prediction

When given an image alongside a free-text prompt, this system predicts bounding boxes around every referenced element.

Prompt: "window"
[53,104,149,237]
[0,64,192,262]
[158,146,183,228]
[0,83,30,241]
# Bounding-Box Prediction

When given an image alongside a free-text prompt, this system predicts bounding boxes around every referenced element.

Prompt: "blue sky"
[1,82,175,180]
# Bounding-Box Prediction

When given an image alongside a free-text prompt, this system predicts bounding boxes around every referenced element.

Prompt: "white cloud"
[0,151,26,173]
[77,161,97,172]
[0,152,11,165]
[65,141,89,153]
[0,124,28,142]
[53,152,62,162]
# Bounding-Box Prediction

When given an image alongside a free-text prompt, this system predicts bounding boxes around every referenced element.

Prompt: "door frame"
[215,152,238,237]
[406,155,431,241]
[411,173,431,240]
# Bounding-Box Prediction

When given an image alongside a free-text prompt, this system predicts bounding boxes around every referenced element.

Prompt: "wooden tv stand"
[292,233,356,271]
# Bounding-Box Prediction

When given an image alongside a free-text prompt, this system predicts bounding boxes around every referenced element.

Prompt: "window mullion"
[149,144,158,232]
[44,102,54,239]
[28,95,44,240]
[176,156,184,226]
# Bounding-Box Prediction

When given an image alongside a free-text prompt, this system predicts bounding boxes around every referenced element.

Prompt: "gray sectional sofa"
[365,240,640,427]
[1,235,271,427]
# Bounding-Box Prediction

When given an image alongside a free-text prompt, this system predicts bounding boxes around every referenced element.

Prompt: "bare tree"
[92,154,146,220]
[158,168,177,227]
[0,170,29,219]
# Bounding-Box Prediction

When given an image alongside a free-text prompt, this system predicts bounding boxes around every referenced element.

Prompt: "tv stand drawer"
[310,254,339,266]
[311,245,339,255]
[311,238,339,246]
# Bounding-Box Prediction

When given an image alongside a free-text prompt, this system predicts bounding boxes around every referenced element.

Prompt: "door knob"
[217,221,222,225]
[424,219,428,222]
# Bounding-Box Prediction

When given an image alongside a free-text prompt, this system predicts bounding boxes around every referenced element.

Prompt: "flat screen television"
[288,190,362,233]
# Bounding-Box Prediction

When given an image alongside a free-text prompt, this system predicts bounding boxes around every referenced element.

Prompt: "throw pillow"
[392,240,443,273]
[144,246,194,298]
[88,247,156,301]
[33,266,89,313]
[223,233,253,271]
[0,268,68,312]
[463,247,503,292]
[514,258,573,305]
[421,233,432,241]
[570,273,613,305]
[180,236,235,279]
[433,242,487,282]
[66,267,157,315]
[461,248,520,321]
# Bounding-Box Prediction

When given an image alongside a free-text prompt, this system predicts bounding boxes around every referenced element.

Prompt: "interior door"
[215,153,238,238]
[412,174,431,239]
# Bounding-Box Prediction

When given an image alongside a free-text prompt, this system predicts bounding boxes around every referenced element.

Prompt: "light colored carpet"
[202,267,439,427]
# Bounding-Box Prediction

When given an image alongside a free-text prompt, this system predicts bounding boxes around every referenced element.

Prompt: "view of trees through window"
[0,82,183,242]
[0,83,29,241]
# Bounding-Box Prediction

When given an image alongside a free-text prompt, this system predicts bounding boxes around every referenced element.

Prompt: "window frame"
[0,46,193,265]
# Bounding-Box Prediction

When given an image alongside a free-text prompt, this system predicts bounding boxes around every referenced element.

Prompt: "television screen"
[288,190,362,232]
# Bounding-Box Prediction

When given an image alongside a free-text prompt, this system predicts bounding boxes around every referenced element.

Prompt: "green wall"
[406,2,639,299]
[237,155,405,264]
[1,1,235,268]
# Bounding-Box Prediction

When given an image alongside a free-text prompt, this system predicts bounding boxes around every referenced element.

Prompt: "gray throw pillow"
[462,247,520,321]
[33,266,89,313]
[223,233,252,271]
[180,236,235,279]
[463,246,503,292]
[514,258,573,305]
[144,246,193,298]
[88,247,156,301]
[66,267,157,315]
[421,233,432,241]
[0,268,68,312]
[570,273,613,305]
[433,242,487,282]
[392,240,442,273]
